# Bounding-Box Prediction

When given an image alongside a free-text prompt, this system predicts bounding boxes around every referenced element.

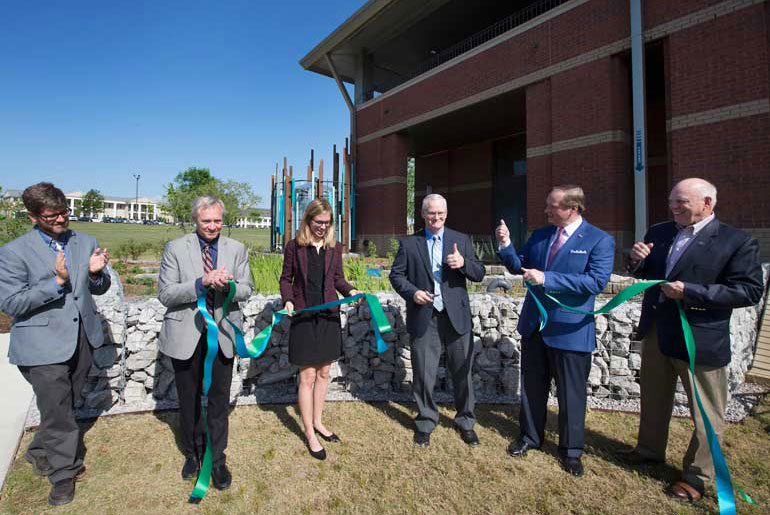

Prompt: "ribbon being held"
[189,281,392,502]
[525,280,756,514]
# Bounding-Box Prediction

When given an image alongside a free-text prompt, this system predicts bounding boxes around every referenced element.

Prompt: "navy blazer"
[279,239,354,311]
[498,220,615,352]
[633,218,763,367]
[389,227,485,338]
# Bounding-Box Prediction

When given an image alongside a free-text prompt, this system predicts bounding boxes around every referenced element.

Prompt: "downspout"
[630,0,648,241]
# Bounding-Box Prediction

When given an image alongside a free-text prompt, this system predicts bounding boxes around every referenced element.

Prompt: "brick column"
[355,133,409,255]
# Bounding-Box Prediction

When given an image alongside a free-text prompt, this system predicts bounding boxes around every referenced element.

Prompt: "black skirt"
[289,312,342,367]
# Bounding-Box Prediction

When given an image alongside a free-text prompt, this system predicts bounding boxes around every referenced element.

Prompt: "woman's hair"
[297,198,336,248]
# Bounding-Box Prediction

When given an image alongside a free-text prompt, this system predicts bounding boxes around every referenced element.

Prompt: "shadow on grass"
[258,403,305,442]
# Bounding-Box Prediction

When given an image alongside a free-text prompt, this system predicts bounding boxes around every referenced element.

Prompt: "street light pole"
[132,174,141,220]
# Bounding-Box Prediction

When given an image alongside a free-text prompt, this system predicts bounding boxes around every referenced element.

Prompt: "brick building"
[301,0,770,261]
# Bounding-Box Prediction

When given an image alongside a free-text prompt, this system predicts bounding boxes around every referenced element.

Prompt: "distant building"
[236,208,270,229]
[1,189,172,221]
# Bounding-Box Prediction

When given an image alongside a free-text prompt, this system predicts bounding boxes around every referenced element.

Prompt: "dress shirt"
[425,228,444,311]
[37,227,72,294]
[665,213,715,277]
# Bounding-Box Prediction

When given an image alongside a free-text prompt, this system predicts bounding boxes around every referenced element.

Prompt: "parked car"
[102,216,114,223]
[142,219,160,225]
[77,216,91,222]
[68,215,78,221]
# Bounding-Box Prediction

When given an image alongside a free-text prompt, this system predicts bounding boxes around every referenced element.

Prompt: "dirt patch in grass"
[2,398,769,514]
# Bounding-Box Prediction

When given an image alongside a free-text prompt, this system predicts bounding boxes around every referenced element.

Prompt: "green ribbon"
[526,279,756,514]
[188,282,392,502]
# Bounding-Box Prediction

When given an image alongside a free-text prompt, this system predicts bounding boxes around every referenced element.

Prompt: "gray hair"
[674,178,718,208]
[421,193,447,213]
[191,196,226,221]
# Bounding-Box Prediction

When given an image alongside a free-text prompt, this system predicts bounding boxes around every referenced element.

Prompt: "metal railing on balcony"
[391,0,572,90]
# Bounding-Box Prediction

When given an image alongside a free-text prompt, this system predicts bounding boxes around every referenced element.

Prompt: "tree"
[163,167,262,231]
[79,189,104,217]
[163,167,219,228]
[0,186,29,245]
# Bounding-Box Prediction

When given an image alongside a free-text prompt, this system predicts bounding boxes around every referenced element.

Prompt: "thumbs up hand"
[495,219,510,246]
[446,242,465,269]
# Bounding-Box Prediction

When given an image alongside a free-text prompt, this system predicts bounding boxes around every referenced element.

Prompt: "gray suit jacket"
[0,229,111,366]
[157,233,254,360]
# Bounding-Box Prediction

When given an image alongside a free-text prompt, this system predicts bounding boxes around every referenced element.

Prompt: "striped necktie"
[546,227,566,269]
[202,245,215,313]
[432,236,444,312]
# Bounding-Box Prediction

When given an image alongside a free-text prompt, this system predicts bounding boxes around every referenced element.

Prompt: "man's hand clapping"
[203,266,233,290]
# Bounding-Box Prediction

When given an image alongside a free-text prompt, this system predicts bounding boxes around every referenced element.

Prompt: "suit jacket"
[158,233,254,360]
[498,220,615,352]
[633,218,763,367]
[389,227,485,338]
[279,239,354,311]
[0,229,111,366]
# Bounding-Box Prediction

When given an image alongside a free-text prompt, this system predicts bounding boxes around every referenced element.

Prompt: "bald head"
[669,177,717,226]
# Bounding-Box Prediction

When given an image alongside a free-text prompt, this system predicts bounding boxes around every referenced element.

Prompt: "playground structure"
[271,141,354,252]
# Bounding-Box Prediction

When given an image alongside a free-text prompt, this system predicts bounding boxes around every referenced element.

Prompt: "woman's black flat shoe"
[315,429,341,443]
[307,442,327,460]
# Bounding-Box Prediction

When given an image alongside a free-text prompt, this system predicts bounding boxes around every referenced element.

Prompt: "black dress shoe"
[211,464,232,490]
[25,453,52,476]
[315,429,341,443]
[460,429,480,447]
[306,442,327,461]
[413,431,430,447]
[48,478,75,506]
[507,439,537,457]
[181,456,200,480]
[559,456,584,477]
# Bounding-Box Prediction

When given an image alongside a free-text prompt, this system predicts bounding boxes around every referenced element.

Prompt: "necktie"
[546,227,565,269]
[202,245,215,313]
[432,236,444,312]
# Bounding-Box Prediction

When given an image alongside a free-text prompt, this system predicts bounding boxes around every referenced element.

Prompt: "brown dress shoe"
[667,480,702,503]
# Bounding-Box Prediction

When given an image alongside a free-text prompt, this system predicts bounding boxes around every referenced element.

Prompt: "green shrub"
[386,238,400,264]
[114,240,152,261]
[249,254,283,293]
[126,276,153,286]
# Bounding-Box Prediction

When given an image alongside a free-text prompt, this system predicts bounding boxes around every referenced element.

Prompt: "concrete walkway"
[0,333,34,491]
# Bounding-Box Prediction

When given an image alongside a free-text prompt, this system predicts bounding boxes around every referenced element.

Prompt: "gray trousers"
[19,321,92,484]
[410,309,475,433]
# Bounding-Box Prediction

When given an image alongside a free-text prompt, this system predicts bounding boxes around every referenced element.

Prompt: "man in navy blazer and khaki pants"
[496,185,614,477]
[618,178,763,503]
[390,194,485,447]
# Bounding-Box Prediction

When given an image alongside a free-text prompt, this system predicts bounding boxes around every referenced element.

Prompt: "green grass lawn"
[67,222,270,259]
[2,397,769,514]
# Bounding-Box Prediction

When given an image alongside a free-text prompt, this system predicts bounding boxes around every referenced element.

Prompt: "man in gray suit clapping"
[157,196,253,490]
[0,182,111,506]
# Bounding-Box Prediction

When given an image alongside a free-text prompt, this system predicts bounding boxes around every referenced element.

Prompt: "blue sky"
[0,0,364,206]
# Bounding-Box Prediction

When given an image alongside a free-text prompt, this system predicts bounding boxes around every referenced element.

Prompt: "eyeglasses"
[311,219,332,226]
[37,208,71,223]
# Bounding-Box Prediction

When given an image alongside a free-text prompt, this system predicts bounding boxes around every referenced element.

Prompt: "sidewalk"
[0,333,34,491]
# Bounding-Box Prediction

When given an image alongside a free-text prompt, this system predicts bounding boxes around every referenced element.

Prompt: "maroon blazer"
[279,239,355,311]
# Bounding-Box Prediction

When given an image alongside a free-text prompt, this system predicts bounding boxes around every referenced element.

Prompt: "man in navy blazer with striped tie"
[496,185,614,476]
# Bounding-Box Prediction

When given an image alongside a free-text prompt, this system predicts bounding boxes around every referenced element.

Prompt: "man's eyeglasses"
[37,208,71,223]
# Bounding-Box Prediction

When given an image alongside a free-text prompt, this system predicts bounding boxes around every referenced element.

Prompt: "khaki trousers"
[636,322,728,492]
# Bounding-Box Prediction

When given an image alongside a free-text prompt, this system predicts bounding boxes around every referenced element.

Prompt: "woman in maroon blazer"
[279,198,360,460]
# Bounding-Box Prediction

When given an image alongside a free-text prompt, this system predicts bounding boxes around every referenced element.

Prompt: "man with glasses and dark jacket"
[0,182,111,506]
